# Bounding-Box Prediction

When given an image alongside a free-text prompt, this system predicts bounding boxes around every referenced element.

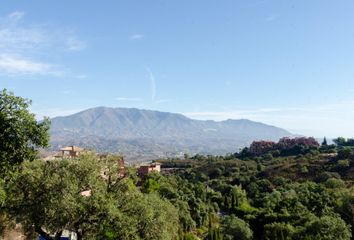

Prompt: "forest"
[1,89,354,240]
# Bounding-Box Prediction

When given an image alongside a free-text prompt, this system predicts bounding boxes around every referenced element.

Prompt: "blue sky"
[1,0,354,137]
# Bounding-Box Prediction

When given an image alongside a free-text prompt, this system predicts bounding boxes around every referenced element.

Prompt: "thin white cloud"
[0,11,86,76]
[130,34,144,40]
[146,67,156,101]
[7,11,25,22]
[0,13,45,51]
[116,97,142,101]
[0,54,60,76]
[144,68,172,105]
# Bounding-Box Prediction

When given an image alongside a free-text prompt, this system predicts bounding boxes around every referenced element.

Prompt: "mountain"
[49,107,292,161]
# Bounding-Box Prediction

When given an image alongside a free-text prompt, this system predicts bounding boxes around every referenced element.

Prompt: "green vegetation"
[0,89,50,175]
[1,90,354,239]
[5,156,179,240]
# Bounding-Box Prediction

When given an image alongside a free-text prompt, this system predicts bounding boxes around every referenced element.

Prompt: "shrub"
[324,178,345,189]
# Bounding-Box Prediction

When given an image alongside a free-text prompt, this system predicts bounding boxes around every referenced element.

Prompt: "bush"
[337,159,350,168]
[317,172,341,182]
[338,147,353,159]
[324,178,345,189]
[263,153,274,161]
[299,165,309,174]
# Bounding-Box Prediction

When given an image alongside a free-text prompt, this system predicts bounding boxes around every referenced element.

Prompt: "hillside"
[49,107,292,161]
[153,140,354,240]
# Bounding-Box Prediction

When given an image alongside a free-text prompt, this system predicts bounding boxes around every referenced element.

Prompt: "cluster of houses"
[51,145,161,178]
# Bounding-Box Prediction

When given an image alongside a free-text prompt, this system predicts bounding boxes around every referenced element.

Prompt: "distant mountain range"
[49,107,292,162]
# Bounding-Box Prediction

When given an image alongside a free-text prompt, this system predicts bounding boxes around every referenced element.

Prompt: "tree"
[338,147,353,159]
[104,178,179,240]
[303,215,351,240]
[334,187,354,238]
[264,222,295,240]
[5,154,105,239]
[322,137,328,146]
[0,179,8,236]
[249,141,275,156]
[6,154,180,240]
[334,137,347,146]
[221,215,253,240]
[142,178,160,193]
[230,185,247,210]
[0,89,50,175]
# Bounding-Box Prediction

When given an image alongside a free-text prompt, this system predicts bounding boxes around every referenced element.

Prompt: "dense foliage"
[154,136,354,239]
[5,156,179,240]
[1,90,354,239]
[0,89,50,175]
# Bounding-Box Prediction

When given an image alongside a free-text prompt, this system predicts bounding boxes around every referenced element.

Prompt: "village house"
[137,162,161,178]
[57,146,84,158]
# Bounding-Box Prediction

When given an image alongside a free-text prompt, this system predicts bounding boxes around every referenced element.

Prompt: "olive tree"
[0,89,50,175]
[221,215,253,240]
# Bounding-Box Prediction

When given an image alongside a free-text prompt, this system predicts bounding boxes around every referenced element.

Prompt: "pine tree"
[322,137,328,146]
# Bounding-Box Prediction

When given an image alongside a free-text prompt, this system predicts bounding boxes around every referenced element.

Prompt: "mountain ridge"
[49,107,292,161]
